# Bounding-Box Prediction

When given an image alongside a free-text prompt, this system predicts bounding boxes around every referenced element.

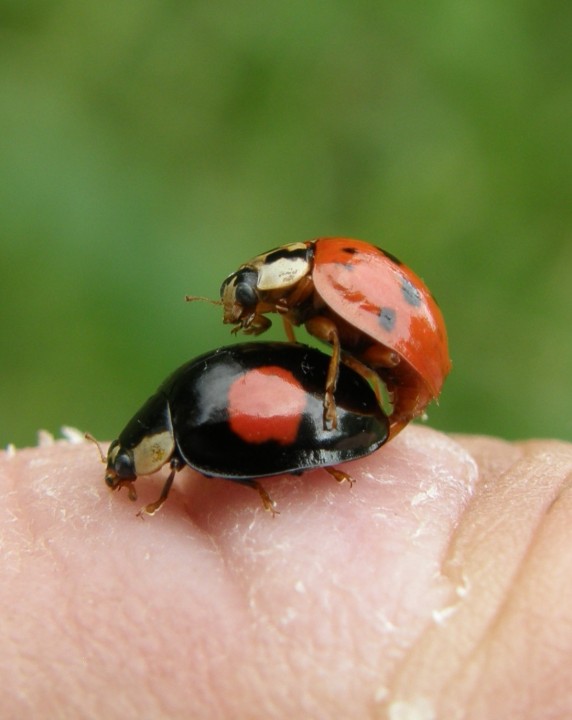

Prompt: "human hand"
[1,427,571,719]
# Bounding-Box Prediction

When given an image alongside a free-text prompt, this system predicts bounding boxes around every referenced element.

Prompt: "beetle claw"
[257,485,280,518]
[109,479,138,502]
[324,466,354,488]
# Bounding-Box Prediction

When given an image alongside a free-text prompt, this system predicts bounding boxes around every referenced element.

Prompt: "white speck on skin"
[456,573,471,598]
[61,426,86,443]
[279,606,298,625]
[37,429,55,447]
[388,697,436,720]
[374,685,389,703]
[432,603,459,625]
[374,610,399,634]
[410,485,440,507]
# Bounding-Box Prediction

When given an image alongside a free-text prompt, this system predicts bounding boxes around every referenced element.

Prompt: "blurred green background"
[1,1,571,447]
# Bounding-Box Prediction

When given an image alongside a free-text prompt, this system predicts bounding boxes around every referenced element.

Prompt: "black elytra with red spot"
[102,342,389,514]
[163,342,389,478]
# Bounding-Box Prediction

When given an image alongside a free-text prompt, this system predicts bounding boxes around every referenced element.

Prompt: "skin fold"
[1,426,571,720]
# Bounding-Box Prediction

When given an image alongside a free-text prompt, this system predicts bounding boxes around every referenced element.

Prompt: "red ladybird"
[217,237,451,438]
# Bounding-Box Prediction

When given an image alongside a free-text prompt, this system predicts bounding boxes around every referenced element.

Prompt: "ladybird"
[91,342,389,516]
[217,238,451,438]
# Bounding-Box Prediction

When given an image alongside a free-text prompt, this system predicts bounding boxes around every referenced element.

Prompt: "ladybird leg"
[137,457,183,517]
[282,317,297,343]
[361,343,400,369]
[324,466,354,488]
[237,479,280,517]
[137,469,176,517]
[304,315,341,430]
[236,313,273,336]
[387,380,432,440]
[388,417,409,441]
[113,479,138,502]
[339,350,388,412]
[359,344,427,439]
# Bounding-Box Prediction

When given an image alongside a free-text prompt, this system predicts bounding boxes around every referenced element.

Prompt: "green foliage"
[1,0,571,445]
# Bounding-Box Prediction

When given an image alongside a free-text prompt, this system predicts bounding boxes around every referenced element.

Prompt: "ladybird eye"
[112,451,135,479]
[236,283,257,307]
[234,269,259,307]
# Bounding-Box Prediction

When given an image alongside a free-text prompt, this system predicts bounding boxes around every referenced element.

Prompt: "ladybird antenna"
[185,294,222,307]
[85,432,107,464]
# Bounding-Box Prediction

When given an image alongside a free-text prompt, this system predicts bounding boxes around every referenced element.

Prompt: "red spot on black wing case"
[227,366,306,445]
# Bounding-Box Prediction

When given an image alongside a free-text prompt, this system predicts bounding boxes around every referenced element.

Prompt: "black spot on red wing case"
[379,247,403,266]
[165,343,389,480]
[378,307,397,332]
[401,277,423,307]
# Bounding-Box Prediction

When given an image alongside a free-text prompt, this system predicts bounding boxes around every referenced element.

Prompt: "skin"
[1,426,571,719]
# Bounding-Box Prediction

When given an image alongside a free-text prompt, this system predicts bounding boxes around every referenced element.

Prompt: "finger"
[3,431,571,718]
[385,433,572,719]
[0,427,475,717]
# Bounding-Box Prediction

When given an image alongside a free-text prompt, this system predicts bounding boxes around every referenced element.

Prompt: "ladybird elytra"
[95,342,390,516]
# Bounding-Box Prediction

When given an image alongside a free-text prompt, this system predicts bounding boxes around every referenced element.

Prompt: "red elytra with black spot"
[219,237,451,437]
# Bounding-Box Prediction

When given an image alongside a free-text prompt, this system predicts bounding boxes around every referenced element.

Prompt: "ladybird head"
[105,440,135,484]
[85,433,140,501]
[102,439,138,500]
[220,268,260,324]
[220,243,313,331]
[98,391,176,502]
[102,427,176,501]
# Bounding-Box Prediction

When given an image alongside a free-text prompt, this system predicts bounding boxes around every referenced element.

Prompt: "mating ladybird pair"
[93,238,451,515]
